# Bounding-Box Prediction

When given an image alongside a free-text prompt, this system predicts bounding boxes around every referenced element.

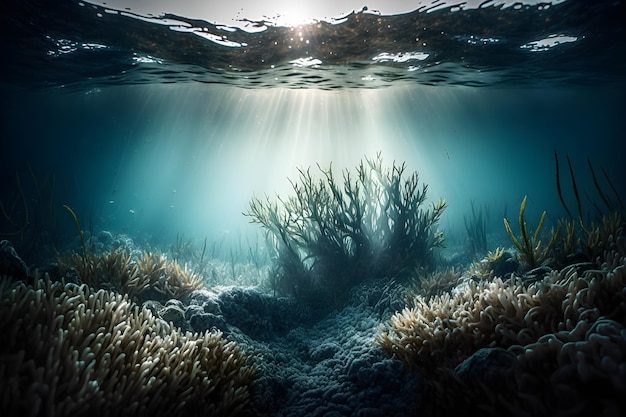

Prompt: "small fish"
[129,209,135,215]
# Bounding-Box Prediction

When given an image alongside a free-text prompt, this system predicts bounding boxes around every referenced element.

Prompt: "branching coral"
[0,274,257,417]
[58,248,203,302]
[406,267,462,301]
[378,251,626,370]
[379,249,626,415]
[503,196,560,269]
[246,154,446,306]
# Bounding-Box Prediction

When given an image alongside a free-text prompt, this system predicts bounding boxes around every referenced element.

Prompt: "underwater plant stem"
[63,204,88,268]
[200,236,207,266]
[566,154,587,233]
[554,152,572,221]
[0,173,30,237]
[601,166,625,211]
[587,158,613,212]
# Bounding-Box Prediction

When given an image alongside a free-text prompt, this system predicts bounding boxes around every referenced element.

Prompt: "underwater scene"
[1,0,625,416]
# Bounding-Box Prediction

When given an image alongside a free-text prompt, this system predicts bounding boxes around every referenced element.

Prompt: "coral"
[512,318,626,415]
[406,267,462,301]
[468,258,495,281]
[378,251,626,370]
[58,248,203,302]
[486,247,505,262]
[246,154,446,306]
[491,249,519,277]
[428,318,626,416]
[0,274,257,417]
[503,195,560,269]
[379,250,626,415]
[468,248,519,281]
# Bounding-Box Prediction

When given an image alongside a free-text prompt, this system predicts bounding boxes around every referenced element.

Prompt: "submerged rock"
[454,347,517,388]
[0,240,28,280]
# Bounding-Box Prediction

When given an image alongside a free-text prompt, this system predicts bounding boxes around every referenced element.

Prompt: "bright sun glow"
[83,1,566,28]
[264,3,320,26]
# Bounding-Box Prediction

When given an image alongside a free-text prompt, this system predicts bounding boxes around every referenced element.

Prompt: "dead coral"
[0,274,257,417]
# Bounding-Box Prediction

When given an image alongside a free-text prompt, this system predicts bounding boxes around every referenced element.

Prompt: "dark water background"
[1,0,625,266]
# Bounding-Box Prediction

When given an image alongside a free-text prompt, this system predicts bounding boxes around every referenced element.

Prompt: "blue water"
[2,0,625,260]
[1,1,625,416]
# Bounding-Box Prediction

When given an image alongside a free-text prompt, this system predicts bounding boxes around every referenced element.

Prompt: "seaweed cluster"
[504,195,560,269]
[464,200,489,259]
[246,154,446,307]
[502,153,625,272]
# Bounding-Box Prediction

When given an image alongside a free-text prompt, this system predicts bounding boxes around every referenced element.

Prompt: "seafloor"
[1,211,625,417]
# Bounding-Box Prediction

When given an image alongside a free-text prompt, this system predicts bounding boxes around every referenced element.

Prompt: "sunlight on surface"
[84,0,566,27]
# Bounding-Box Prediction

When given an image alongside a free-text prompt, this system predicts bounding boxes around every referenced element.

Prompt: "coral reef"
[246,154,446,307]
[57,248,203,303]
[468,248,519,281]
[0,274,257,417]
[406,267,463,301]
[378,249,626,415]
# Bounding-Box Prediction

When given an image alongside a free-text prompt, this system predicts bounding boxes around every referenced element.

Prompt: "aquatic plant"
[0,165,59,264]
[246,154,446,306]
[551,152,626,267]
[63,204,88,267]
[556,152,625,224]
[463,200,488,259]
[503,196,559,269]
[0,274,257,416]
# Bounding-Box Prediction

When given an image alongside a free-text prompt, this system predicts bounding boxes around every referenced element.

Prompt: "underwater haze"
[1,1,626,416]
